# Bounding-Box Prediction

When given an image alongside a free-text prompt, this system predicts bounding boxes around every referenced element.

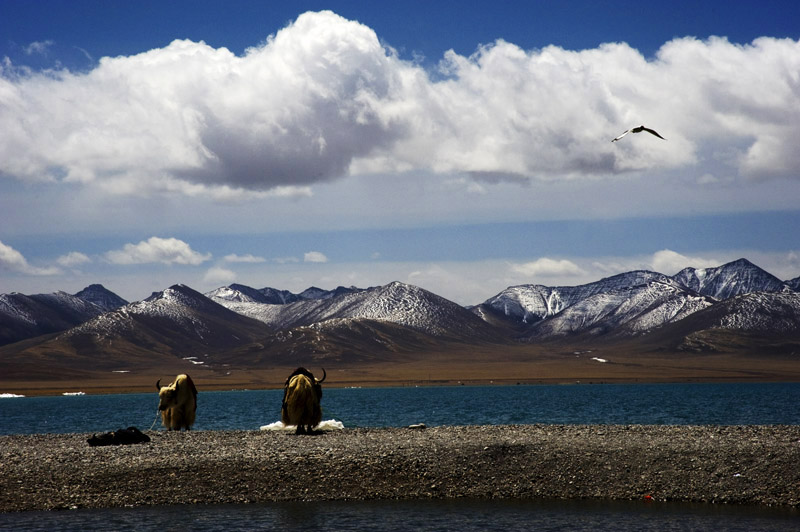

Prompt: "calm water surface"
[1,498,797,531]
[1,382,799,435]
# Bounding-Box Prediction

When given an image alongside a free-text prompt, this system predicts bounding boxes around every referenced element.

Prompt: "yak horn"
[156,379,161,391]
[317,368,326,383]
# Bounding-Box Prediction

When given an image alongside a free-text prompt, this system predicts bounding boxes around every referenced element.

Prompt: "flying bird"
[611,125,666,142]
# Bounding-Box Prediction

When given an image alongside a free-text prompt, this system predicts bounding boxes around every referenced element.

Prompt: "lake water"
[2,382,799,530]
[1,497,798,531]
[1,382,799,435]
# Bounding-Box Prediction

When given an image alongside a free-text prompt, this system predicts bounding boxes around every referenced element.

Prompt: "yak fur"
[156,374,198,431]
[281,367,326,434]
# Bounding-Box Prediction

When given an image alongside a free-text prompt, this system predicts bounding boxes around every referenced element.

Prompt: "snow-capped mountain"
[786,276,800,292]
[647,291,800,353]
[678,291,800,335]
[475,270,673,325]
[208,281,500,340]
[2,258,799,379]
[476,259,795,339]
[64,284,268,345]
[525,280,714,339]
[42,284,273,370]
[1,282,503,374]
[206,283,276,304]
[208,284,365,305]
[0,289,107,346]
[672,258,790,299]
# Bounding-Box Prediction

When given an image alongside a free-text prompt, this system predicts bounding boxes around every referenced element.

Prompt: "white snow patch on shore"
[260,419,344,431]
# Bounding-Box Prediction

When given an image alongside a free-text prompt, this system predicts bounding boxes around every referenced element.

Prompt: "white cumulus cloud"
[509,257,585,278]
[650,249,720,274]
[0,240,60,276]
[224,253,266,263]
[1,12,798,200]
[304,251,328,263]
[56,251,91,267]
[203,266,237,286]
[105,237,211,265]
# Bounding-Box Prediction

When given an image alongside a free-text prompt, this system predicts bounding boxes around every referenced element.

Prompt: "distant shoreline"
[2,425,799,512]
[5,340,800,398]
[6,353,800,398]
[5,374,800,397]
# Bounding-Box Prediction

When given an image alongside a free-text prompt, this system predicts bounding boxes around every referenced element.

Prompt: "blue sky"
[1,1,800,304]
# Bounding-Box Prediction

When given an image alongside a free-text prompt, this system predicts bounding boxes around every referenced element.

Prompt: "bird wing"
[640,127,665,140]
[611,129,630,142]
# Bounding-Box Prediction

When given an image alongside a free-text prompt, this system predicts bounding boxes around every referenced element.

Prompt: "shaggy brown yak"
[281,367,326,434]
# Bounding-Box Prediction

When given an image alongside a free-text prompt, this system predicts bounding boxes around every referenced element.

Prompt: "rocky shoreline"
[2,425,799,512]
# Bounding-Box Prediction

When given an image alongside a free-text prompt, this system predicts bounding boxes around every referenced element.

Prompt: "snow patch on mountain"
[478,258,797,339]
[786,276,800,292]
[710,292,800,334]
[527,281,714,338]
[480,270,672,323]
[206,285,264,304]
[208,281,491,338]
[673,258,790,299]
[0,290,107,345]
[209,284,364,305]
[64,285,225,342]
[35,291,104,315]
[0,294,38,326]
[4,258,800,353]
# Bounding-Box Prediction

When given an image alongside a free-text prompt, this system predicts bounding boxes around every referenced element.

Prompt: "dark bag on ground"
[88,426,150,446]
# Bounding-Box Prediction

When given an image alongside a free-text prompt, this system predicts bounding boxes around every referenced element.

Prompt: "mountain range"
[0,285,126,347]
[1,258,799,381]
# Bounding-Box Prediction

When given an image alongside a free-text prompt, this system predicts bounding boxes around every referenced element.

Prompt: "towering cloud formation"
[1,11,798,198]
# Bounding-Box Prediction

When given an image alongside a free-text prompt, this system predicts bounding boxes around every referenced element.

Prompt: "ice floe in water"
[62,391,86,396]
[0,393,25,398]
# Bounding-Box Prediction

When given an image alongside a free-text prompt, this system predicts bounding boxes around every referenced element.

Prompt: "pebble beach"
[2,425,799,512]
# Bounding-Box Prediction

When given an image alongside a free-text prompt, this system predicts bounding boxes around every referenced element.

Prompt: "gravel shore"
[2,425,799,512]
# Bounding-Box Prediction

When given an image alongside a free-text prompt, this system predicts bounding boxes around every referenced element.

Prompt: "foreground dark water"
[1,382,799,436]
[2,498,797,531]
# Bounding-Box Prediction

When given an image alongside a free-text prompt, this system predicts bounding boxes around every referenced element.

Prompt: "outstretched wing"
[611,129,630,142]
[640,127,666,140]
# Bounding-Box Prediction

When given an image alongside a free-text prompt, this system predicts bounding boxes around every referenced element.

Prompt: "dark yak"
[281,367,326,434]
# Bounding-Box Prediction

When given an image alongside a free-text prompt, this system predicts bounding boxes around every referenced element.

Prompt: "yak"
[156,374,198,431]
[281,367,326,434]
